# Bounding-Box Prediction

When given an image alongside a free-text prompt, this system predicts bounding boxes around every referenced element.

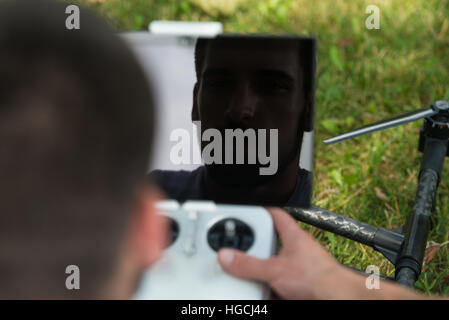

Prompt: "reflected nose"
[225,82,257,126]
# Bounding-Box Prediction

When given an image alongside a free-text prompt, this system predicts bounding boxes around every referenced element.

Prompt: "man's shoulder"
[286,167,312,208]
[299,167,312,181]
[148,167,204,201]
[149,168,198,181]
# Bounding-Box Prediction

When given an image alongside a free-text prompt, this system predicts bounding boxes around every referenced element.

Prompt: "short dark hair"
[0,0,155,298]
[194,35,316,130]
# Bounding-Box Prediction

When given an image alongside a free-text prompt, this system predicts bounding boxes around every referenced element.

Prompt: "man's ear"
[131,186,168,269]
[192,82,200,122]
[303,98,314,132]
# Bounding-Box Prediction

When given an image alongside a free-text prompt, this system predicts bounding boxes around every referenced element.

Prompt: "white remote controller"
[133,200,277,300]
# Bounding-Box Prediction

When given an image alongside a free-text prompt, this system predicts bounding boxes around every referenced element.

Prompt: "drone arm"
[395,136,447,287]
[323,108,436,145]
[283,206,403,264]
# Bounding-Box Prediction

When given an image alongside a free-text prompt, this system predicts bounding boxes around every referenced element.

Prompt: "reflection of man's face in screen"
[192,37,313,205]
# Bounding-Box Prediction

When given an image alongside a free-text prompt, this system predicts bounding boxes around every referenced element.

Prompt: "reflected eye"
[205,79,230,87]
[203,77,233,90]
[253,78,291,93]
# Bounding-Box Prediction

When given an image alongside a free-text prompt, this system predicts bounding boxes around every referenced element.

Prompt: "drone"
[284,100,449,287]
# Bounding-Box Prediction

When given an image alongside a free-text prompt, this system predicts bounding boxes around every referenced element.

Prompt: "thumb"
[217,248,277,283]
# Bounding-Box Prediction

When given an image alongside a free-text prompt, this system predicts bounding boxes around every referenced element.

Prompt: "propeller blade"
[323,108,436,145]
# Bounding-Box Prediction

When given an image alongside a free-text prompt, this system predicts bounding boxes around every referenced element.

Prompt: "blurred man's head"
[192,36,315,189]
[0,0,165,299]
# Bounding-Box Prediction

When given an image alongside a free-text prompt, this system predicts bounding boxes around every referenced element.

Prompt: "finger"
[266,207,303,245]
[217,248,279,283]
[269,208,337,260]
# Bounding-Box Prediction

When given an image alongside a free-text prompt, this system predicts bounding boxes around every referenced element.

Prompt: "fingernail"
[219,249,234,266]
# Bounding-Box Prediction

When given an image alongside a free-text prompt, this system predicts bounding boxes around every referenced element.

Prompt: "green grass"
[71,0,449,295]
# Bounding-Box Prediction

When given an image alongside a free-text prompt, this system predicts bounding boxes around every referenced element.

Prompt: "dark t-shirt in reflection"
[150,166,312,208]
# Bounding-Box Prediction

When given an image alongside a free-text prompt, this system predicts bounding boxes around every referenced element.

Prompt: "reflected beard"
[203,143,300,189]
[200,126,302,189]
[201,126,276,188]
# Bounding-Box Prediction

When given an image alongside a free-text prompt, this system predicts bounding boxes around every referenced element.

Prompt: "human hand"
[217,207,346,299]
